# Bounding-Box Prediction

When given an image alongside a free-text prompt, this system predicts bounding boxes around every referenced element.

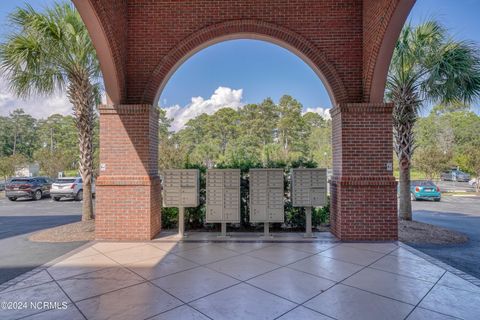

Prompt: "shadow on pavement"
[0,215,81,239]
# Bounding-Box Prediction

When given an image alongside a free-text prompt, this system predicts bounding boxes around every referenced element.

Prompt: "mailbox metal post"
[263,223,271,238]
[220,222,228,238]
[304,207,314,238]
[178,207,185,237]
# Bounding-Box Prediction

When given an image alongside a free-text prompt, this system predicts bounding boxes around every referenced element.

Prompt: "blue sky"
[1,1,479,124]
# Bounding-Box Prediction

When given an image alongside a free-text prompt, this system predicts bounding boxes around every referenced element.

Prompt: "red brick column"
[95,105,161,240]
[330,103,398,241]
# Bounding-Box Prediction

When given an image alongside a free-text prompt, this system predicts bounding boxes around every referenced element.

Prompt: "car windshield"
[55,179,76,183]
[412,181,435,186]
[10,179,33,183]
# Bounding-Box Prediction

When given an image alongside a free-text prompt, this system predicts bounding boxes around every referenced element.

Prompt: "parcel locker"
[206,169,241,223]
[162,169,199,207]
[291,168,327,207]
[249,169,284,223]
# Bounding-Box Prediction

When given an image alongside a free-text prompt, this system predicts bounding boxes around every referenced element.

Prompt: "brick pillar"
[95,104,161,240]
[330,103,398,241]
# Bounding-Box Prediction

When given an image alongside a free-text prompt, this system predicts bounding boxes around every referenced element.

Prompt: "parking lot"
[412,195,480,279]
[0,192,85,284]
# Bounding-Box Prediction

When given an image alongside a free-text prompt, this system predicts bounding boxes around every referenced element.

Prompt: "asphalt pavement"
[412,195,480,279]
[0,193,85,284]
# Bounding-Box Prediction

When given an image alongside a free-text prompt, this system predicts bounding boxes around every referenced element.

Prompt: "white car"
[50,177,95,201]
[469,178,478,188]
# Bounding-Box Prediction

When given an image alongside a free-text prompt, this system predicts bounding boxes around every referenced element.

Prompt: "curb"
[399,242,480,287]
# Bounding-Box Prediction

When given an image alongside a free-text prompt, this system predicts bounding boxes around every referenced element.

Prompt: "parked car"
[5,177,52,201]
[469,178,478,188]
[410,180,441,201]
[50,177,95,201]
[441,169,471,182]
[0,180,5,191]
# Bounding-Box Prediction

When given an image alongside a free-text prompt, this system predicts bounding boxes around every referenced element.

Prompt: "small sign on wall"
[100,163,107,172]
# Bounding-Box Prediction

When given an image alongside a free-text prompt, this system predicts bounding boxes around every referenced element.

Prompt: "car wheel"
[8,197,17,201]
[33,190,42,201]
[53,197,61,201]
[410,193,417,201]
[75,190,83,201]
[434,198,441,202]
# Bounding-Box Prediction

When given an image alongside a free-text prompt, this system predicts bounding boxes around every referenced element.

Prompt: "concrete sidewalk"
[1,233,479,320]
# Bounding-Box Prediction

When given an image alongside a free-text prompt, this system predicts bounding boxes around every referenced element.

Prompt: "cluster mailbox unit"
[162,169,200,237]
[162,167,327,238]
[249,169,284,237]
[291,168,328,237]
[206,169,241,237]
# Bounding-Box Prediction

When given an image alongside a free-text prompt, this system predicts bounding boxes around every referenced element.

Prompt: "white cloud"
[0,77,72,118]
[304,107,331,120]
[162,86,244,131]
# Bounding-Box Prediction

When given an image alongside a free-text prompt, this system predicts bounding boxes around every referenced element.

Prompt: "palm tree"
[0,3,100,221]
[387,20,480,220]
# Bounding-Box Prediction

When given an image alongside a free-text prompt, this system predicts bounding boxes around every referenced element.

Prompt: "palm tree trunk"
[67,69,96,221]
[398,157,412,220]
[391,84,419,221]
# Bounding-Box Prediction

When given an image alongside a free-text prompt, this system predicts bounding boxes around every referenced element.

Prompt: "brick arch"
[363,0,416,103]
[143,20,349,106]
[72,0,126,104]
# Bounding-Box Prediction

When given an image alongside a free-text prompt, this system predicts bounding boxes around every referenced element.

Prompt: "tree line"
[414,105,480,180]
[158,95,332,170]
[0,109,99,181]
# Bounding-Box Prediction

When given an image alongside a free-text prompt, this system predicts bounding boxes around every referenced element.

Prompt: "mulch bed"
[28,218,468,245]
[29,220,95,242]
[399,219,469,245]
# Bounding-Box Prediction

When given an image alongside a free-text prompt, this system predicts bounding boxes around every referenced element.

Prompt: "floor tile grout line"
[66,278,150,304]
[401,269,447,320]
[0,241,98,293]
[366,265,443,284]
[409,306,463,320]
[8,241,476,320]
[1,251,126,295]
[47,249,126,282]
[290,246,401,315]
[44,268,88,320]
[0,279,56,296]
[398,243,480,288]
[0,241,335,297]
[98,253,217,320]
[273,304,338,320]
[143,303,215,320]
[338,282,418,307]
[338,242,400,255]
[272,242,340,254]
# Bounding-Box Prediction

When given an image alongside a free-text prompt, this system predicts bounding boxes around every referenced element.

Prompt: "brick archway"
[144,20,348,106]
[73,0,415,241]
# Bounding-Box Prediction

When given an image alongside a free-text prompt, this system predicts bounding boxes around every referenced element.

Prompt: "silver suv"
[51,177,95,201]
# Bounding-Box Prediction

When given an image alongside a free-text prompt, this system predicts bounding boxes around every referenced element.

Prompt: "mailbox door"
[311,188,326,207]
[267,187,284,222]
[223,188,240,222]
[206,186,223,222]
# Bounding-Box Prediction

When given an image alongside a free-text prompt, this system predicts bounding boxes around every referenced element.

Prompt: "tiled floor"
[1,233,479,320]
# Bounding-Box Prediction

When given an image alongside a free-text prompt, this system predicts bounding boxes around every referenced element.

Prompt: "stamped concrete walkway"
[1,232,479,320]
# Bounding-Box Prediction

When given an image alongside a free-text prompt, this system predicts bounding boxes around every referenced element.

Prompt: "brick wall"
[95,105,161,240]
[330,103,398,240]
